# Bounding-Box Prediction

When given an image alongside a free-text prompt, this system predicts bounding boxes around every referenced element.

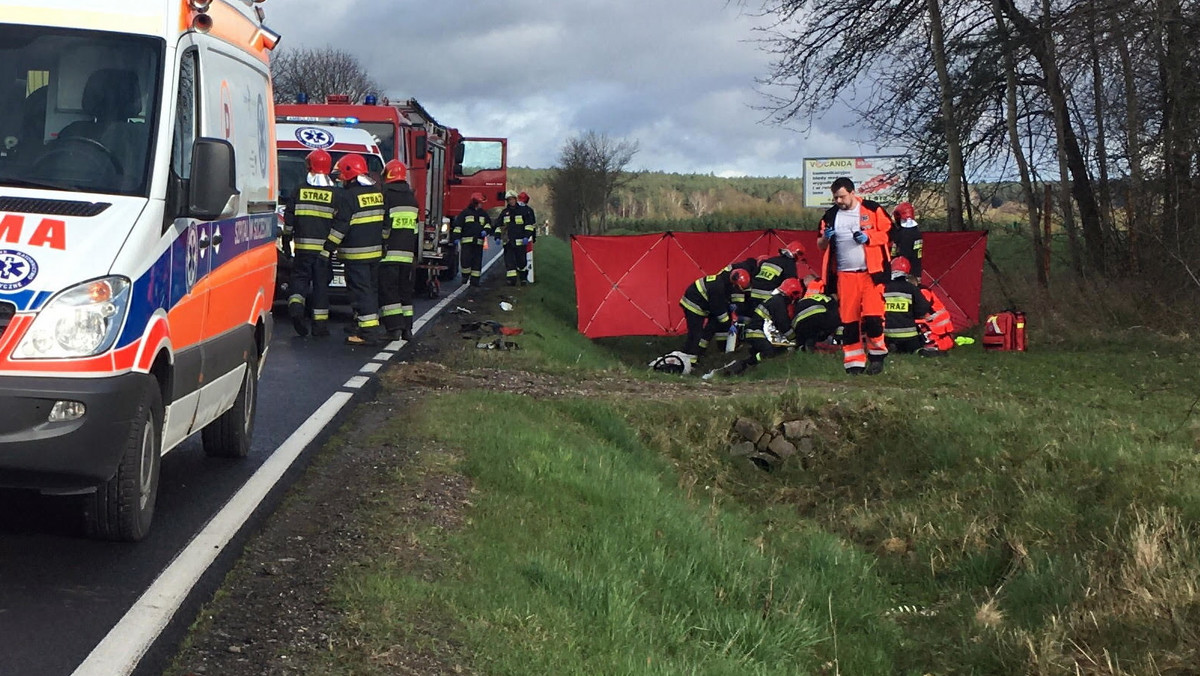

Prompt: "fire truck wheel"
[201,348,259,459]
[83,378,162,542]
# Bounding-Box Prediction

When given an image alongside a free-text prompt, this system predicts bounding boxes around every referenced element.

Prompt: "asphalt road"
[0,250,499,676]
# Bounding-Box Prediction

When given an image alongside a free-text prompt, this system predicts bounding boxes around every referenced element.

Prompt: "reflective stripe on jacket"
[383,182,420,264]
[330,183,385,261]
[680,275,732,324]
[883,278,933,338]
[285,184,338,252]
[818,199,892,294]
[452,206,492,244]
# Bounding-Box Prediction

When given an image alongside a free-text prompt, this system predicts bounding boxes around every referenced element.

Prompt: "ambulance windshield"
[0,24,162,196]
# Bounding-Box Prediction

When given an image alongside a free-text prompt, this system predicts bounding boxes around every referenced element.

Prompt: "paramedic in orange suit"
[816,176,892,375]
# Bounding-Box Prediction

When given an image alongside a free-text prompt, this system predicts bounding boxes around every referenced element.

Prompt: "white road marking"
[372,351,393,361]
[343,376,369,389]
[71,392,354,676]
[72,252,501,676]
[360,362,382,374]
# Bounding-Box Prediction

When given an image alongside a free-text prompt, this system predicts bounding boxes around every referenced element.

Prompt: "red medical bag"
[982,310,1026,351]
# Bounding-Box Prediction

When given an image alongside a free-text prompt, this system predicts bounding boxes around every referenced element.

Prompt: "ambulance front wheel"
[82,380,162,542]
[202,348,259,459]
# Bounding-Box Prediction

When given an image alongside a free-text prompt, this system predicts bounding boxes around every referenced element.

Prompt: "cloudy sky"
[267,0,881,177]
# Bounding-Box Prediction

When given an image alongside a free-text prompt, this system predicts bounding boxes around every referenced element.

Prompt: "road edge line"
[72,252,501,676]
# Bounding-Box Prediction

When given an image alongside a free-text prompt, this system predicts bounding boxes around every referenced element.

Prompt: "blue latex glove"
[495,236,503,245]
[852,230,869,245]
[823,224,835,240]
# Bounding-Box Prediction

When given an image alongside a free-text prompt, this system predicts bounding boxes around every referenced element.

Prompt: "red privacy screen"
[572,229,987,338]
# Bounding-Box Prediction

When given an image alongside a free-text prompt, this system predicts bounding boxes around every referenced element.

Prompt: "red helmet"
[780,240,806,259]
[891,256,912,276]
[470,192,486,205]
[305,149,332,175]
[383,159,408,183]
[755,254,771,265]
[518,191,530,203]
[895,202,915,220]
[334,154,368,182]
[729,268,751,290]
[778,278,804,300]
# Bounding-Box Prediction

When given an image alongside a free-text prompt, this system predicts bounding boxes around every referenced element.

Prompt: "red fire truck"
[275,95,508,291]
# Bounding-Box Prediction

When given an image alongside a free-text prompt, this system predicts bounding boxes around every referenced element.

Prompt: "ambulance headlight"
[15,277,132,359]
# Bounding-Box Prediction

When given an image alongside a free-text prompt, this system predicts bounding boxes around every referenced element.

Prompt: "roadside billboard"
[803,156,904,208]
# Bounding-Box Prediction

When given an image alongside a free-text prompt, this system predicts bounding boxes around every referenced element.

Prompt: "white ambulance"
[0,0,281,540]
[275,123,383,299]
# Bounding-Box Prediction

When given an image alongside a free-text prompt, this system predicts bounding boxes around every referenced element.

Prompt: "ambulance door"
[191,39,273,431]
[161,43,205,448]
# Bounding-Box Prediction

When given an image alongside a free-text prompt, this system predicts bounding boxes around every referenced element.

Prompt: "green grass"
[325,231,1200,675]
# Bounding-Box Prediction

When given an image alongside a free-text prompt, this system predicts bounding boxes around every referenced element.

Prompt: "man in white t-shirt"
[815,177,893,375]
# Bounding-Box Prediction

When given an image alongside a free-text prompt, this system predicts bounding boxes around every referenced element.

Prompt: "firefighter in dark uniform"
[379,159,420,341]
[882,256,935,354]
[890,201,923,278]
[326,154,385,346]
[518,191,537,283]
[724,277,804,375]
[747,241,806,312]
[666,268,751,372]
[723,254,763,317]
[451,192,491,286]
[283,149,337,337]
[495,190,535,285]
[791,279,841,352]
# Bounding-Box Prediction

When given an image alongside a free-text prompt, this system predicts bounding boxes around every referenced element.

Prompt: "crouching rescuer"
[722,277,806,376]
[650,268,752,374]
[817,176,892,375]
[882,256,937,355]
[380,159,419,341]
[284,149,336,337]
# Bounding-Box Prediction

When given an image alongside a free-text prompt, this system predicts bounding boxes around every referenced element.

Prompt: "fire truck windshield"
[458,140,503,176]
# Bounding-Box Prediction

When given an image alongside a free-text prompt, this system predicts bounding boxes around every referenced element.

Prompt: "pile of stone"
[729,417,816,471]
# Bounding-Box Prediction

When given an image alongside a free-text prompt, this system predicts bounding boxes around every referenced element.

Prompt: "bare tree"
[688,190,715,217]
[549,131,639,237]
[993,0,1046,286]
[271,46,381,105]
[926,0,966,230]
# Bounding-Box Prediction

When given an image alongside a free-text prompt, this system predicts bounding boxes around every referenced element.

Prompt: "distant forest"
[509,167,1029,234]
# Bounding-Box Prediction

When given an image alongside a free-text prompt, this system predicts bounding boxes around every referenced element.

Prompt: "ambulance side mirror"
[189,137,240,221]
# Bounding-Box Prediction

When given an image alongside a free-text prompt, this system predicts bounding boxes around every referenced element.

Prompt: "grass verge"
[318,235,1200,674]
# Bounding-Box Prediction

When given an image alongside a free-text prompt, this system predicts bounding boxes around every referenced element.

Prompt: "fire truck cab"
[276,95,507,288]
